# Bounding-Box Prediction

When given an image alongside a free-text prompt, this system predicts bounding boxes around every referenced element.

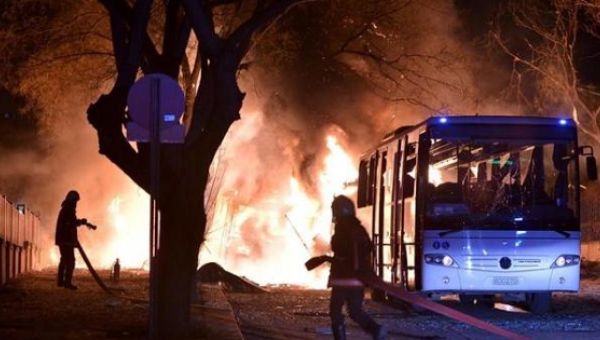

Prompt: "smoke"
[0,84,149,270]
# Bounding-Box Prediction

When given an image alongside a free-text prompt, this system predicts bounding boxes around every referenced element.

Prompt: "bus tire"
[459,294,475,306]
[474,294,495,308]
[526,292,552,314]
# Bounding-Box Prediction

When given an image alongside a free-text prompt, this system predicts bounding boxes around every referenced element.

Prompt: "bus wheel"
[459,294,475,306]
[474,295,495,308]
[526,292,552,314]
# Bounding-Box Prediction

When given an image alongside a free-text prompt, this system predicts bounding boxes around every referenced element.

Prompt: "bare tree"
[81,1,323,338]
[493,0,600,144]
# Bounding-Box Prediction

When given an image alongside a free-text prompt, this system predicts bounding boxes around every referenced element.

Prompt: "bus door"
[399,134,428,290]
[390,138,403,287]
[373,146,394,282]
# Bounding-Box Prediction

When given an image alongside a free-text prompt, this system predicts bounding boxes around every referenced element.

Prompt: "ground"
[227,270,600,340]
[2,269,600,340]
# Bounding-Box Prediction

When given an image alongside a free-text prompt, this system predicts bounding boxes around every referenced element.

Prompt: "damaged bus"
[356,116,597,313]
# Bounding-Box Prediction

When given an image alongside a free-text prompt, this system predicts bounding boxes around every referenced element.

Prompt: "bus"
[356,116,597,313]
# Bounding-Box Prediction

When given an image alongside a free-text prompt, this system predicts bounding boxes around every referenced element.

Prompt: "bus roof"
[383,115,574,140]
[364,115,577,158]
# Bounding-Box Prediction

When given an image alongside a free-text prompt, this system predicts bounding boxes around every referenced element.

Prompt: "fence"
[0,195,42,286]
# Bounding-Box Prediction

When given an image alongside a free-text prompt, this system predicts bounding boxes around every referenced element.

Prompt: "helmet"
[65,190,80,202]
[331,195,355,222]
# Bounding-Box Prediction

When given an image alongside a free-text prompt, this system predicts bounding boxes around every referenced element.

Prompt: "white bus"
[356,116,597,313]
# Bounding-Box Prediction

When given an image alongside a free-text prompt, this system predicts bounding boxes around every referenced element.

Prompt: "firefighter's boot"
[332,324,347,340]
[64,260,77,290]
[57,261,65,287]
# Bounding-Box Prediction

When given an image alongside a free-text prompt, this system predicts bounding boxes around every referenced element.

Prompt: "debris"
[197,262,267,293]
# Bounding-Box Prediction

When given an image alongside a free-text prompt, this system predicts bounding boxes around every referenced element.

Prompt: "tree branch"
[98,0,128,75]
[181,0,222,58]
[228,0,313,61]
[162,0,191,77]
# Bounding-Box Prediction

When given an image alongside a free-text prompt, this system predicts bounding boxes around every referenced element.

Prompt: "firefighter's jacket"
[328,216,374,287]
[55,202,85,247]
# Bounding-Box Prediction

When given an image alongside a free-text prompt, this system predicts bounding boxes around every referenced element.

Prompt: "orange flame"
[57,128,358,288]
[200,134,358,287]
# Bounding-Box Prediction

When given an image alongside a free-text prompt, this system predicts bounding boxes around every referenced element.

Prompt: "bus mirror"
[587,156,598,181]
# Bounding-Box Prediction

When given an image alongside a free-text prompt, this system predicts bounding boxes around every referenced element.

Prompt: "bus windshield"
[425,138,579,232]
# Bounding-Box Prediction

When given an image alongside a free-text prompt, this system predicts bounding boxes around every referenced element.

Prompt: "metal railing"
[0,195,43,286]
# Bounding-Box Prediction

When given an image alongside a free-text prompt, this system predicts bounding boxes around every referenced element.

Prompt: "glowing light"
[321,135,358,197]
[103,191,150,269]
[439,117,448,123]
[442,255,454,266]
[200,131,359,288]
[428,166,442,186]
[559,119,567,125]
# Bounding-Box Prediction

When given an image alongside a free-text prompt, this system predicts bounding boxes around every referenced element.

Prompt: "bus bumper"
[422,265,579,292]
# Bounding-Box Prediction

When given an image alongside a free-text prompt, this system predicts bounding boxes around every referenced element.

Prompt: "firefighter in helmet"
[55,190,89,290]
[328,195,387,340]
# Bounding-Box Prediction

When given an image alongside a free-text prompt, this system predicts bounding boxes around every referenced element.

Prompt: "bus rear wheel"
[458,294,475,306]
[526,292,552,314]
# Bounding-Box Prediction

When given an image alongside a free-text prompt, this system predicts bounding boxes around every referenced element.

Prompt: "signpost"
[126,74,185,340]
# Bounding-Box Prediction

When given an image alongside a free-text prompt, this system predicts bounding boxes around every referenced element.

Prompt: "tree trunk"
[88,1,306,338]
[156,197,203,338]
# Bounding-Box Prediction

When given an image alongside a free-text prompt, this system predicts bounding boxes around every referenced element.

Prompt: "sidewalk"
[0,269,245,340]
[196,284,245,340]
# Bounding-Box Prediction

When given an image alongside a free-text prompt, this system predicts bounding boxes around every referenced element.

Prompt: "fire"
[103,191,150,269]
[201,133,358,288]
[64,121,358,288]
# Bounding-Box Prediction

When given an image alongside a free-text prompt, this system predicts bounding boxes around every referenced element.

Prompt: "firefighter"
[55,190,89,290]
[328,195,386,340]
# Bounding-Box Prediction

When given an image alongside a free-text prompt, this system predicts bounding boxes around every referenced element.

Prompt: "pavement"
[196,284,245,340]
[226,283,600,340]
[0,269,245,340]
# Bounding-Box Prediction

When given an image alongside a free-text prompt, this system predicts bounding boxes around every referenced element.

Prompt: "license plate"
[492,276,519,285]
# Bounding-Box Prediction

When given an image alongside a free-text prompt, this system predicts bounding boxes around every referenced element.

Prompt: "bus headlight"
[425,254,459,268]
[551,255,580,268]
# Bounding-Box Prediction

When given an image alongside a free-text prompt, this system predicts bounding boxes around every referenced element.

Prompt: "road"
[226,276,600,340]
[1,269,599,340]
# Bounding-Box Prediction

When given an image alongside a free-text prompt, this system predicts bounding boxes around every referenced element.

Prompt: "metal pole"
[149,78,161,340]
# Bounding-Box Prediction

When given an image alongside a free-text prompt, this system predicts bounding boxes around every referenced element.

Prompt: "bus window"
[425,139,579,231]
[358,159,369,208]
[402,142,417,198]
[368,154,377,205]
[403,158,416,198]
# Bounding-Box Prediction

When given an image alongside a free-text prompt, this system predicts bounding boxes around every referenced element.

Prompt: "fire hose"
[305,256,533,340]
[76,240,147,304]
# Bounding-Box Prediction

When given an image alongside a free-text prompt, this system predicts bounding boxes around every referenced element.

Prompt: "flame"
[103,192,150,269]
[64,128,358,288]
[201,134,358,288]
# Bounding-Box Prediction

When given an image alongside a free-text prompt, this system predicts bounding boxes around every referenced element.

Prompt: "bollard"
[111,258,121,282]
